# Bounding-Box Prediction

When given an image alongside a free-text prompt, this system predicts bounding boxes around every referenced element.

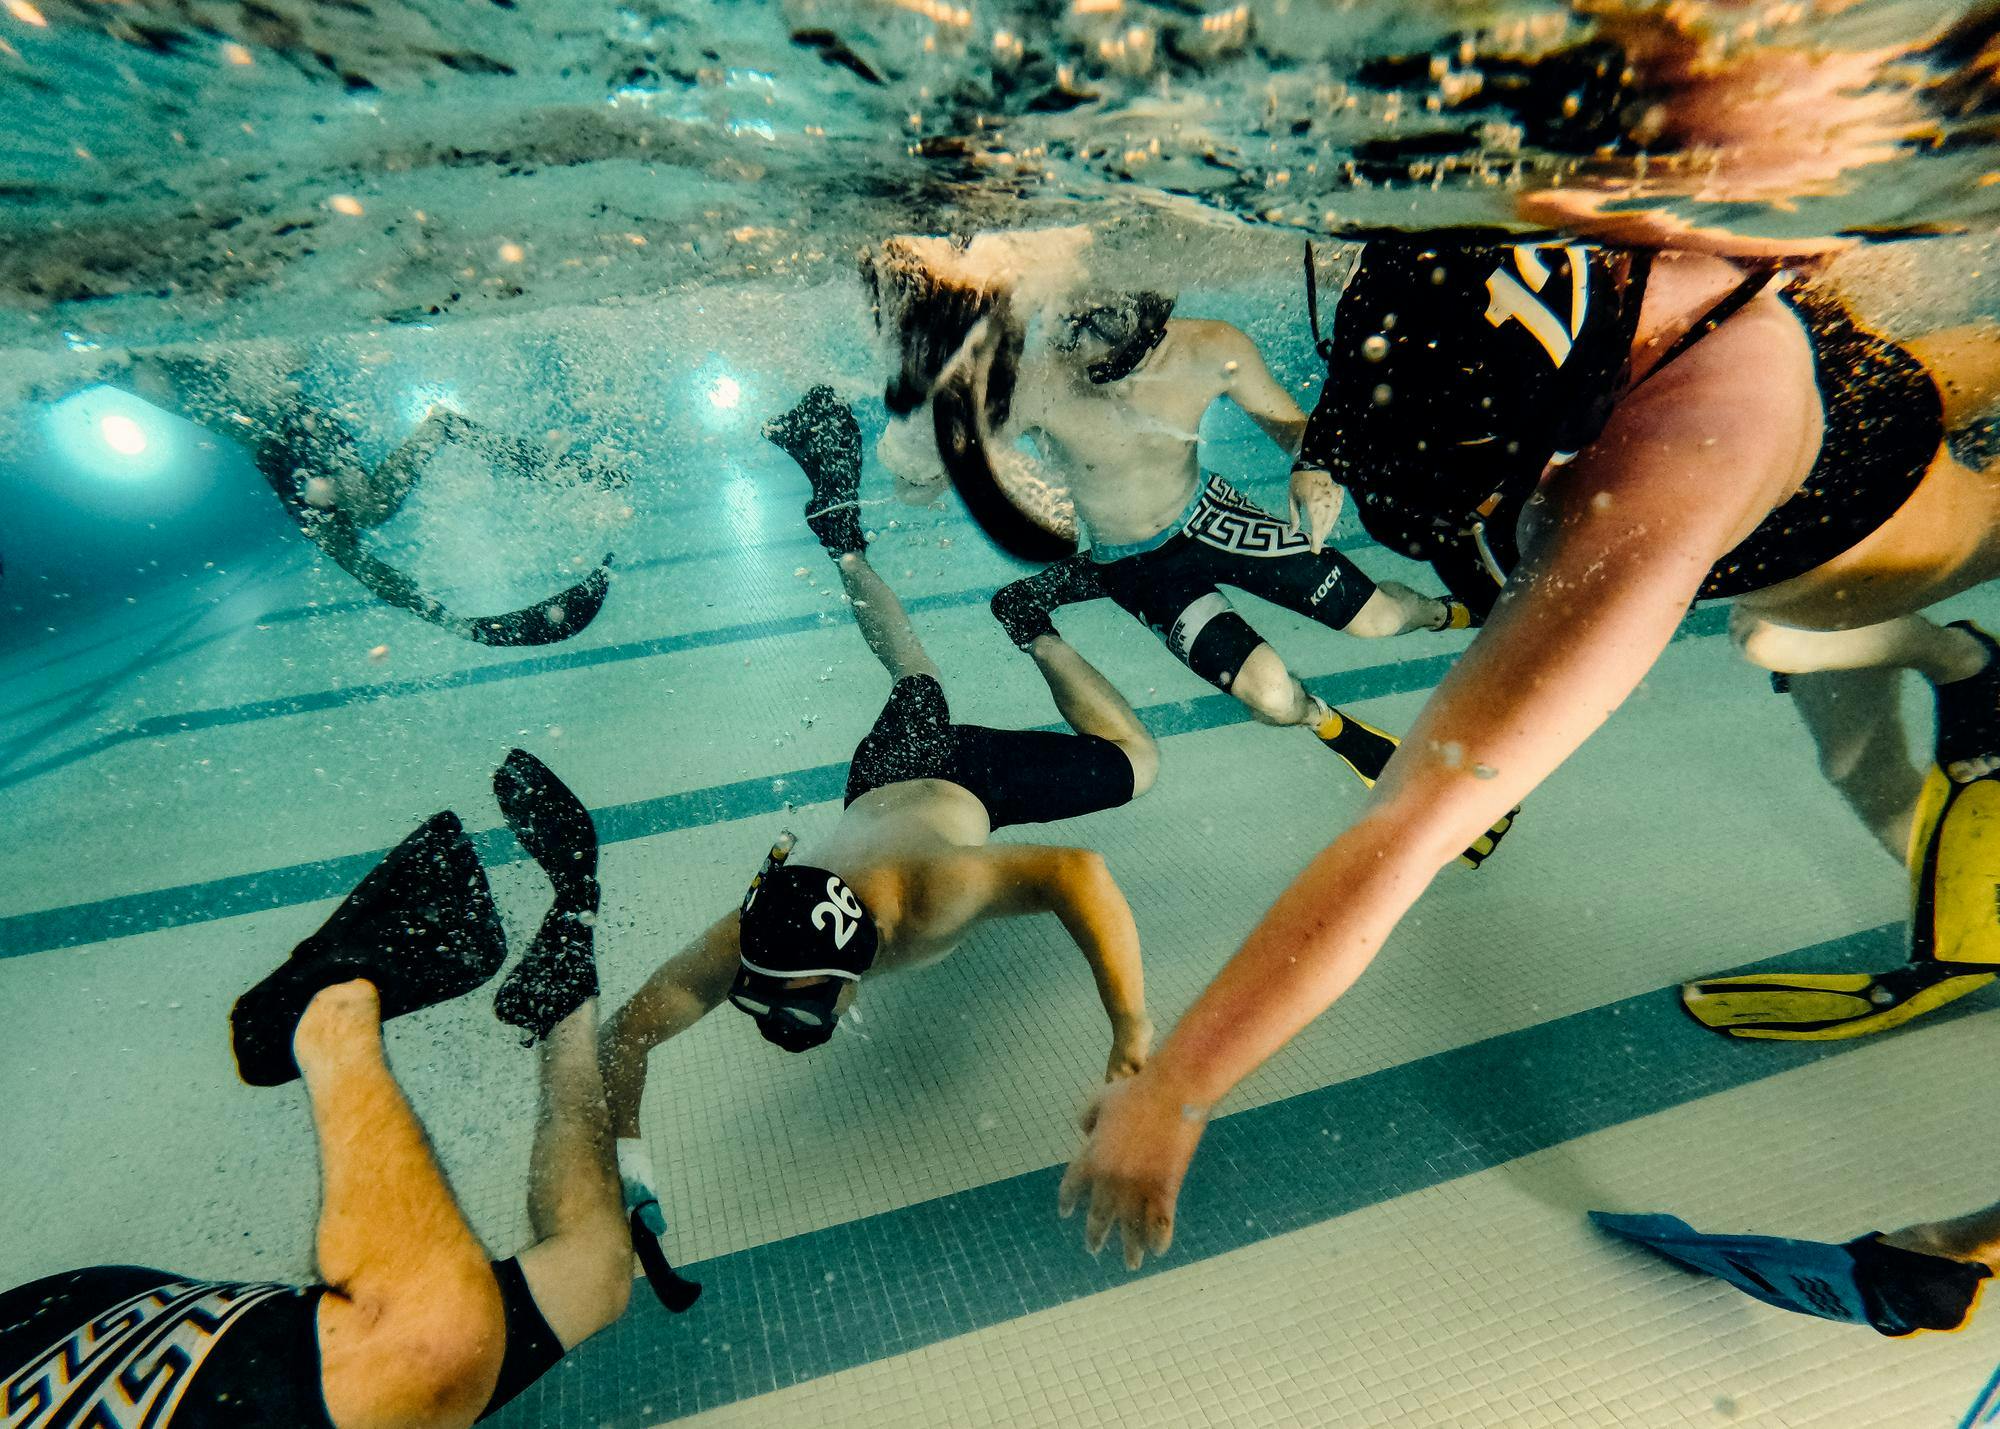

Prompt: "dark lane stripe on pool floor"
[0,528,1383,791]
[492,921,1979,1428]
[0,607,1734,960]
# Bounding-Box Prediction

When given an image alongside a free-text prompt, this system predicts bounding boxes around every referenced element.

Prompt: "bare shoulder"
[1165,318,1255,357]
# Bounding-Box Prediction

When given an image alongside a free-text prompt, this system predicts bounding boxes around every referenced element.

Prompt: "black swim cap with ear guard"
[730,834,880,1052]
[1055,291,1175,384]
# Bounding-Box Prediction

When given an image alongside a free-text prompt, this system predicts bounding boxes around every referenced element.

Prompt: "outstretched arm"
[913,845,1151,1078]
[597,912,740,1139]
[1183,319,1307,455]
[1062,302,1817,1267]
[1180,320,1342,550]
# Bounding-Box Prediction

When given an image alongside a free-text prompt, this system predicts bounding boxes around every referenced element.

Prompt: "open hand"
[1058,1069,1206,1270]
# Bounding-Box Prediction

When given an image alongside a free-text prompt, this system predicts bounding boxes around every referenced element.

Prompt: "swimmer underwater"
[872,203,2000,1271]
[864,233,1512,868]
[599,386,1160,1278]
[1054,228,2000,1268]
[0,750,633,1427]
[55,350,617,646]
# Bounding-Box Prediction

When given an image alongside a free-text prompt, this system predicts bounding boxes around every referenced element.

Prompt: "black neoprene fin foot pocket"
[231,812,506,1086]
[765,386,866,556]
[632,1209,703,1312]
[1846,1234,1992,1336]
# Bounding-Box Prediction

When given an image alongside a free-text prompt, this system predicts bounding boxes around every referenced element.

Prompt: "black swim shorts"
[0,1256,563,1427]
[844,673,1135,828]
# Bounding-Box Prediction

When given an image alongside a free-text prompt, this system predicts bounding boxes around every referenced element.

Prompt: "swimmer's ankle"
[293,979,383,1067]
[1883,1217,2000,1270]
[1931,626,1995,687]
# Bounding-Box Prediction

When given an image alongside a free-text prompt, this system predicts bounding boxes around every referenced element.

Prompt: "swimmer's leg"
[1027,634,1159,797]
[1209,636,1512,867]
[298,981,508,1429]
[1905,323,2000,431]
[490,754,627,1347]
[1214,539,1466,638]
[504,999,631,1366]
[1885,1198,2000,1276]
[356,409,462,528]
[1787,667,1926,860]
[764,388,938,679]
[834,550,941,684]
[1730,611,1995,782]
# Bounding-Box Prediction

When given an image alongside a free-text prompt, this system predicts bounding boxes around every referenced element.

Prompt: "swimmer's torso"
[1019,324,1236,547]
[820,777,992,971]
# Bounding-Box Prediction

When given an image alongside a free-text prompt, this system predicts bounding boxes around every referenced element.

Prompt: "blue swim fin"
[1590,1211,1989,1336]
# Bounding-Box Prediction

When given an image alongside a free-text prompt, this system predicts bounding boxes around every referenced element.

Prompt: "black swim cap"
[732,845,879,1052]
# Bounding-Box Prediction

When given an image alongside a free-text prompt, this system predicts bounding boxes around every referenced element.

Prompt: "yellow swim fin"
[1311,703,1518,868]
[1683,768,2000,1039]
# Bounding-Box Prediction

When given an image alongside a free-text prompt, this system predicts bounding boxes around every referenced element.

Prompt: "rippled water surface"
[4,0,1999,349]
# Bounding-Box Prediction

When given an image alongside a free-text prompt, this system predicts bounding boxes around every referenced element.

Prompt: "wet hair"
[858,237,1022,427]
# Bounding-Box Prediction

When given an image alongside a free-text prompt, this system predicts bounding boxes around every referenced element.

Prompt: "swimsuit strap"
[1629,260,1780,392]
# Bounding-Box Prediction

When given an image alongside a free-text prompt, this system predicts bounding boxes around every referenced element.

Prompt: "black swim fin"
[493,749,602,1042]
[632,1208,704,1313]
[312,510,613,649]
[460,560,613,648]
[231,812,507,1086]
[765,386,866,557]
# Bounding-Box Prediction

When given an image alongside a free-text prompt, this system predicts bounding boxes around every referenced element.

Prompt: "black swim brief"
[844,673,1135,828]
[0,1256,562,1428]
[1087,473,1379,688]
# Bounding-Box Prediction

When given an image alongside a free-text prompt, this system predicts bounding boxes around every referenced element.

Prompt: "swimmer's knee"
[562,1221,636,1338]
[1730,612,1793,673]
[1225,646,1305,725]
[1119,732,1160,799]
[1339,587,1408,640]
[321,1268,505,1429]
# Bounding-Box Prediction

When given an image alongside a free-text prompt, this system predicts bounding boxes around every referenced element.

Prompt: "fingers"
[1058,1155,1088,1220]
[1147,1203,1175,1259]
[1084,1187,1115,1256]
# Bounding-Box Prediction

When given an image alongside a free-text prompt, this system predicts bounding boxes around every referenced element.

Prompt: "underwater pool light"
[709,376,741,410]
[99,412,148,456]
[45,385,177,481]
